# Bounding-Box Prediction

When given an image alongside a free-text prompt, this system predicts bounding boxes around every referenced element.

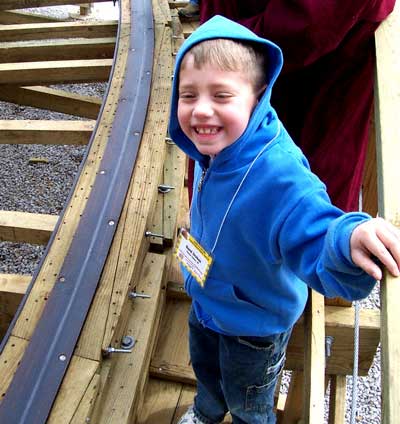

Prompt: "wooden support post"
[303,290,325,423]
[374,2,400,422]
[279,371,304,424]
[328,375,346,424]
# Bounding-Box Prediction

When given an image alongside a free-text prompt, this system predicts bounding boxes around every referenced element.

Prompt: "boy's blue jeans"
[189,307,292,424]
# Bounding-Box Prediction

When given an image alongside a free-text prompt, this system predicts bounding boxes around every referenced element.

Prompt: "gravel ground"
[0,4,382,423]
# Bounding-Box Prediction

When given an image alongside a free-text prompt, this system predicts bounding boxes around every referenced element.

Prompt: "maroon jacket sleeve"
[193,0,395,212]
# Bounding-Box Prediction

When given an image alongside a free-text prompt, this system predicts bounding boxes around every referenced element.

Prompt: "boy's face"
[177,55,258,157]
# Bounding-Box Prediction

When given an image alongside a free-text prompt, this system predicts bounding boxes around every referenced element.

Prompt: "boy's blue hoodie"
[169,16,375,336]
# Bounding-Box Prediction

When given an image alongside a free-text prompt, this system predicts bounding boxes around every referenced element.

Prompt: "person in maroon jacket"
[184,0,395,212]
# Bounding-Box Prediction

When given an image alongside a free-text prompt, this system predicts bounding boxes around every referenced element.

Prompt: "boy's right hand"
[350,217,400,281]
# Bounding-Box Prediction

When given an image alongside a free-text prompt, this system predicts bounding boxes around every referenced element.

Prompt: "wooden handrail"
[374,2,400,423]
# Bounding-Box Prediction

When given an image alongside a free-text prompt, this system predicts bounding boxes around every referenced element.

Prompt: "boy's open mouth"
[195,127,220,135]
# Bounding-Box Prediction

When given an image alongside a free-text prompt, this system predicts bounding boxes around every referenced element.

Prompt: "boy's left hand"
[350,217,400,281]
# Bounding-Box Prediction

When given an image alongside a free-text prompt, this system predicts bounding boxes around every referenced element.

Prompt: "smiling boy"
[169,16,400,424]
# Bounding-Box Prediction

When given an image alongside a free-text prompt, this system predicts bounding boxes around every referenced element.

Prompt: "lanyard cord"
[210,124,281,254]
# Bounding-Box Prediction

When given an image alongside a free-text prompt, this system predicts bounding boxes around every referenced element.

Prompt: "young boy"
[169,15,400,424]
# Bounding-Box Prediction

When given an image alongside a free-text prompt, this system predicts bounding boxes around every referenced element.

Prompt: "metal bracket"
[165,137,175,145]
[158,184,175,194]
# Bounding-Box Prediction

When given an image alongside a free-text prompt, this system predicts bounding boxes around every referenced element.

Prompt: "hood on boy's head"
[168,15,283,163]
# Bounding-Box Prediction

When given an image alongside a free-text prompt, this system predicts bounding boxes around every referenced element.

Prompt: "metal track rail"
[0,0,154,422]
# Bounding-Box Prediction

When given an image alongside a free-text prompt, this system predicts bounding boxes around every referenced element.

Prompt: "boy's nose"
[192,100,214,117]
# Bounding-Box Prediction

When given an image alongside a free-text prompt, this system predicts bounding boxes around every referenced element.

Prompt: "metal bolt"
[121,336,136,350]
[325,335,334,358]
[129,291,151,300]
[158,184,175,194]
[103,347,132,356]
[145,231,164,239]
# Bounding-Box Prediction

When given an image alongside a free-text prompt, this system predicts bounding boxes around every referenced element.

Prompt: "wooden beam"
[0,120,95,145]
[89,253,166,424]
[279,372,304,424]
[150,296,380,386]
[0,10,63,24]
[0,274,31,339]
[0,273,31,295]
[328,375,346,424]
[168,1,189,8]
[0,0,110,11]
[287,305,380,376]
[0,59,112,85]
[0,21,117,42]
[0,210,58,244]
[0,86,102,119]
[374,1,400,423]
[303,290,325,424]
[0,37,116,63]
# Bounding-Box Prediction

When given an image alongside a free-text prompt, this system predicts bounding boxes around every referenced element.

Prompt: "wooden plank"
[0,21,117,42]
[0,274,30,339]
[0,0,110,11]
[153,0,172,25]
[149,188,165,251]
[0,0,126,355]
[0,210,58,244]
[0,10,63,24]
[328,375,346,424]
[47,356,99,424]
[0,120,95,145]
[150,298,192,382]
[162,142,186,243]
[182,21,199,38]
[150,357,196,385]
[137,378,186,424]
[0,273,31,295]
[362,117,378,217]
[0,336,28,398]
[0,37,116,63]
[303,290,325,424]
[74,23,172,362]
[374,2,400,422]
[70,373,100,424]
[166,280,188,300]
[0,86,102,120]
[279,371,304,424]
[171,8,185,56]
[0,59,112,85]
[169,0,189,8]
[90,253,166,424]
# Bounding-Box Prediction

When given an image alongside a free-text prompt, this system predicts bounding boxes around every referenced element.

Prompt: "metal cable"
[350,189,364,424]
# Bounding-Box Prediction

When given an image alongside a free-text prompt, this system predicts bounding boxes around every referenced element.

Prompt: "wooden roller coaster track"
[0,1,398,423]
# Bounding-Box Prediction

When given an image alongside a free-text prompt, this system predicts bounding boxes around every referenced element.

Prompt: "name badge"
[174,228,213,287]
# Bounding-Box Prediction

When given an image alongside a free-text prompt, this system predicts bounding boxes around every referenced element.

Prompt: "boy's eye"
[179,92,195,99]
[215,92,233,99]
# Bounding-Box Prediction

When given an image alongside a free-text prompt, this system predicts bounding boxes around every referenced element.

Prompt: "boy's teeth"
[197,127,217,134]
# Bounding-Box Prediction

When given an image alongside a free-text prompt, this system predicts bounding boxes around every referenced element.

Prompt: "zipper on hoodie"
[197,167,207,192]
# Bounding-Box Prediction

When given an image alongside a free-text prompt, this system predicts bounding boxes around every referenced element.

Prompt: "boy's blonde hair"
[181,38,267,92]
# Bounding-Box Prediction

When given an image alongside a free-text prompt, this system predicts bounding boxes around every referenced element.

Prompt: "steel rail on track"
[0,0,154,422]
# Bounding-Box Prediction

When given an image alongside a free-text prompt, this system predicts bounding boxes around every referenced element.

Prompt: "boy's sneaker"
[178,3,200,22]
[177,406,207,424]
